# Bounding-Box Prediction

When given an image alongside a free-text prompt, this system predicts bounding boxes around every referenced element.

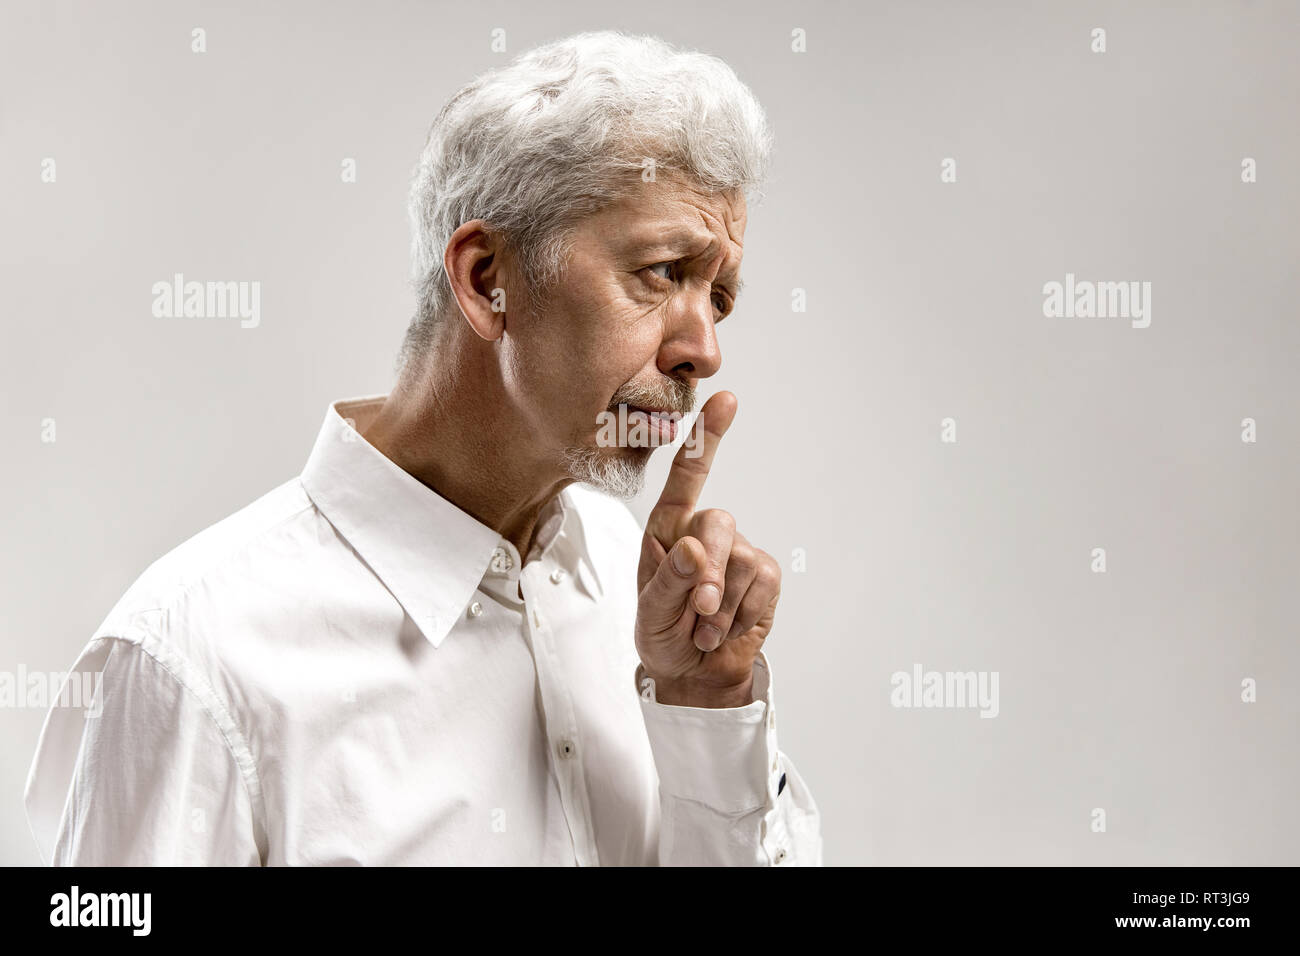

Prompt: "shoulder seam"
[94,632,269,864]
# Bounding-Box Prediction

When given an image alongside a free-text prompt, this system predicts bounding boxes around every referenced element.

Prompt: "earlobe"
[457,299,506,342]
[460,288,507,342]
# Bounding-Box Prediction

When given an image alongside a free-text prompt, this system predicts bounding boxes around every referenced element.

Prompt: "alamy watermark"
[151,273,261,328]
[0,665,102,717]
[1043,272,1151,328]
[890,663,999,718]
[595,404,704,457]
[50,886,150,936]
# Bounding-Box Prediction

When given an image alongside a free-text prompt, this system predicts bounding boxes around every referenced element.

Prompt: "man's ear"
[444,220,509,341]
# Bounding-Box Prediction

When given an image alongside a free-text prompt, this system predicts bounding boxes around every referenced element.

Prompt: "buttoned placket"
[478,531,601,867]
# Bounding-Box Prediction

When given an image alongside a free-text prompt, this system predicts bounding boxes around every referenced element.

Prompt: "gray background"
[2,0,1296,865]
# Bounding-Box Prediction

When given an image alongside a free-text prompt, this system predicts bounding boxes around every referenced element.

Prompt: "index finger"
[646,391,738,548]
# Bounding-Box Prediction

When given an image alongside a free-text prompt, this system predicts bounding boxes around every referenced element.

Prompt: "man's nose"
[658,288,722,381]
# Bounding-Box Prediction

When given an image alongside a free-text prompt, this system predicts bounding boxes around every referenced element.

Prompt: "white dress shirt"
[24,396,823,866]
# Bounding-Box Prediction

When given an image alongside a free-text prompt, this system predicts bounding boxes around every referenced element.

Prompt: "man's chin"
[560,445,649,500]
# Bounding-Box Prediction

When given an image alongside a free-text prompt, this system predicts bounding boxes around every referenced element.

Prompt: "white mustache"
[610,381,694,416]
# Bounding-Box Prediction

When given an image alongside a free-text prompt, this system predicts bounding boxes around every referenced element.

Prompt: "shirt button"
[558,739,576,759]
[489,546,513,573]
[774,847,787,864]
[468,601,483,619]
[549,568,566,584]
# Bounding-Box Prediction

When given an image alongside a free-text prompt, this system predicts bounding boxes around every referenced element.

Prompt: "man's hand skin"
[635,391,782,708]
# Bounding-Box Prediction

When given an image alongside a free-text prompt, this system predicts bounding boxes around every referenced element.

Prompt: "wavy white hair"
[400,30,773,373]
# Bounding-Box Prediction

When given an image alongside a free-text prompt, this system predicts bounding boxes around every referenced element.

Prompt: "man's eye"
[643,263,729,319]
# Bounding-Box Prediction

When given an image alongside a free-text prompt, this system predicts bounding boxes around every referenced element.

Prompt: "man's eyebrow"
[625,229,744,295]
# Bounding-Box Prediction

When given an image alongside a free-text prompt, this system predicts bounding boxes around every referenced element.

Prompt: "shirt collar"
[300,396,604,649]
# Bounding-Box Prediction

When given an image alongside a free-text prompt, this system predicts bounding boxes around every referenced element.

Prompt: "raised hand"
[635,391,782,708]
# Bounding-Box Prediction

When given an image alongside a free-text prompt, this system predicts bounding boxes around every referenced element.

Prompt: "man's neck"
[360,350,571,559]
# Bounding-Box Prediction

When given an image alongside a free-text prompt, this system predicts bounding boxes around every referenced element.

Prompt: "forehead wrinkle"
[620,179,745,250]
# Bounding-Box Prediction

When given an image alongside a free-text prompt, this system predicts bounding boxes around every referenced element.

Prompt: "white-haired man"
[25,30,822,866]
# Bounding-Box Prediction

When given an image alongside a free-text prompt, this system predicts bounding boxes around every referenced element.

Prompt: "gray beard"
[560,445,648,500]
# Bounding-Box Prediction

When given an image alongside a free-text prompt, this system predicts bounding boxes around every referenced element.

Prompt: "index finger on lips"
[645,391,738,549]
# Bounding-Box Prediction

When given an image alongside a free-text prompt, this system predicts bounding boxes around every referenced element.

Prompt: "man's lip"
[621,405,680,444]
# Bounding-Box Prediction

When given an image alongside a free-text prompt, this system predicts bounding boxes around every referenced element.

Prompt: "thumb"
[637,534,706,634]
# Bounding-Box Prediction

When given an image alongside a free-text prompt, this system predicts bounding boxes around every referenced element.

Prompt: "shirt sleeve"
[634,651,824,866]
[23,635,263,866]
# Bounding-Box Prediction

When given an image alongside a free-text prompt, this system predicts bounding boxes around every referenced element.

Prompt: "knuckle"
[756,558,781,592]
[674,454,710,479]
[698,508,736,533]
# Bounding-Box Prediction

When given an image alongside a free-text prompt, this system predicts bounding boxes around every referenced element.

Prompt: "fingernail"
[694,624,721,652]
[671,545,696,576]
[694,584,722,616]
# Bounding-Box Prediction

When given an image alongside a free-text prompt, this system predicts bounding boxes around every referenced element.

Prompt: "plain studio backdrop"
[2,0,1297,866]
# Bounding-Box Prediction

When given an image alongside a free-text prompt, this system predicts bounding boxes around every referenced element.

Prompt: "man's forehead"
[608,186,746,253]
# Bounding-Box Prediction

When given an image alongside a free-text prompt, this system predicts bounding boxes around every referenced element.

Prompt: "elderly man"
[24,30,822,866]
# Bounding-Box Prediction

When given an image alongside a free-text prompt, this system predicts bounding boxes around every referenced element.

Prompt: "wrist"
[646,672,755,709]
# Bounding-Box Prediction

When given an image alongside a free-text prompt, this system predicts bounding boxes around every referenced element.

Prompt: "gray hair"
[400,30,773,372]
